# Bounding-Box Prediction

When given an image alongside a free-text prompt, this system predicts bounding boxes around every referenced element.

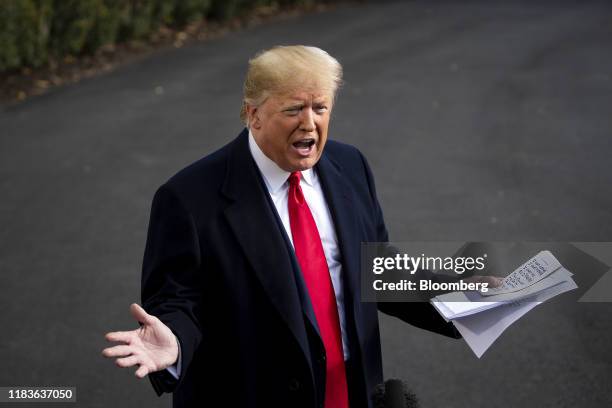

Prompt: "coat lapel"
[316,152,366,358]
[221,130,312,371]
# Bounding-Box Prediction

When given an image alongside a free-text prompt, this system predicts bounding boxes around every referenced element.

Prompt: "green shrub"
[153,0,176,25]
[20,0,52,67]
[123,0,155,40]
[0,1,27,70]
[50,0,99,55]
[85,0,123,52]
[0,0,330,73]
[0,0,52,70]
[208,0,246,20]
[173,0,211,26]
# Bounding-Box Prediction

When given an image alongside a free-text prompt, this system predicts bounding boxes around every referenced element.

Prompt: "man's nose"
[299,108,316,132]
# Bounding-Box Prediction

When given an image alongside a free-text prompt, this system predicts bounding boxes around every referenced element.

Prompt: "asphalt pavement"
[1,1,611,407]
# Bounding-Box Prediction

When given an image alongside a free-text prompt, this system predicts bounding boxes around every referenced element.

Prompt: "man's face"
[248,90,332,172]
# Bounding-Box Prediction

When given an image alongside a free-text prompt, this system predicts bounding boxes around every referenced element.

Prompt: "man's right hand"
[102,303,179,378]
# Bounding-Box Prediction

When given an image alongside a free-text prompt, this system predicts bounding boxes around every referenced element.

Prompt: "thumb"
[130,303,155,326]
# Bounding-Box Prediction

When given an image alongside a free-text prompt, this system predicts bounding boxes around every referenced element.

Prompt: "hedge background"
[0,0,323,73]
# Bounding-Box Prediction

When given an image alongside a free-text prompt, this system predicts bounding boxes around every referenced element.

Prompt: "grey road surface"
[1,1,611,407]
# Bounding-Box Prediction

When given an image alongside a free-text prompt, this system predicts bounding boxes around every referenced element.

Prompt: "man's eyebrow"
[282,103,304,110]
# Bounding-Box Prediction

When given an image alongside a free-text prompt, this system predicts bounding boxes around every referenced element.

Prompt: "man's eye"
[314,106,328,113]
[284,108,300,115]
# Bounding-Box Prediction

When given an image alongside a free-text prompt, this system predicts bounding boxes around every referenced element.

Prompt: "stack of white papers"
[431,251,577,357]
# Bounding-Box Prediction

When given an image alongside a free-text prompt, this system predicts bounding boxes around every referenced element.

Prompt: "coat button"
[318,354,326,366]
[288,378,301,392]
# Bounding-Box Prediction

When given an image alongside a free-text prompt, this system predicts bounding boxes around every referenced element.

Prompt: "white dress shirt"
[248,130,349,361]
[166,130,349,380]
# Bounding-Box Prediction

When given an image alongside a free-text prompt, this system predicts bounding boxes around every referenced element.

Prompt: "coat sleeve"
[357,151,461,339]
[141,184,204,394]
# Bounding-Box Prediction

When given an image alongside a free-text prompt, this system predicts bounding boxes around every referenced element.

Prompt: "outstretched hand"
[102,303,178,378]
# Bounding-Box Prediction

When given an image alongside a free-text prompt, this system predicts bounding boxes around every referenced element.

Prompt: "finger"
[105,331,135,344]
[115,355,140,368]
[135,365,149,378]
[483,276,501,287]
[102,345,133,358]
[130,303,155,326]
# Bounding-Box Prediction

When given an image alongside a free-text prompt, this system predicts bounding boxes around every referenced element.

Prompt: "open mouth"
[292,138,316,156]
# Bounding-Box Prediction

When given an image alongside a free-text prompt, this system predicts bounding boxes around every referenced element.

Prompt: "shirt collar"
[248,128,315,193]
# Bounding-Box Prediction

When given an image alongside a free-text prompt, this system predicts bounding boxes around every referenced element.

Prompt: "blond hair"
[240,45,343,124]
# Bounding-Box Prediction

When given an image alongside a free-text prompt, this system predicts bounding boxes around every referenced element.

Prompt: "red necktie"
[288,171,349,408]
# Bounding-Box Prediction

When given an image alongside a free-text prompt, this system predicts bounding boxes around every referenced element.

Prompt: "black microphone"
[373,378,419,408]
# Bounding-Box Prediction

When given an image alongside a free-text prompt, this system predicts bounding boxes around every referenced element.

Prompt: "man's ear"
[246,105,261,129]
